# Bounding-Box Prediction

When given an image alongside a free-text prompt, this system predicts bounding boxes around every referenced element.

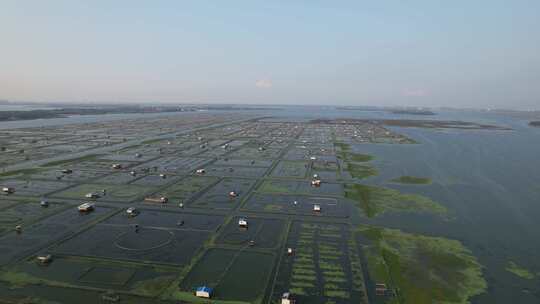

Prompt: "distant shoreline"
[0,105,283,122]
[0,107,197,122]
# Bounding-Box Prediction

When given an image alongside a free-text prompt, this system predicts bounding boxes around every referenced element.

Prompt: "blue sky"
[1,1,539,109]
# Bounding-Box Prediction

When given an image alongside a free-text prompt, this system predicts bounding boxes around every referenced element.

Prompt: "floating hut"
[78,202,95,212]
[375,283,388,296]
[195,286,213,298]
[238,218,248,228]
[101,291,120,302]
[37,254,53,265]
[2,187,14,194]
[85,192,100,199]
[196,168,206,174]
[144,196,168,203]
[126,207,138,217]
[281,292,296,304]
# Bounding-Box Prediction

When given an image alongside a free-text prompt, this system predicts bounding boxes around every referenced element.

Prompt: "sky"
[1,1,540,109]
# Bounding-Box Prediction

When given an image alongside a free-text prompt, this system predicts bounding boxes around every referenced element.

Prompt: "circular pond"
[114,228,173,251]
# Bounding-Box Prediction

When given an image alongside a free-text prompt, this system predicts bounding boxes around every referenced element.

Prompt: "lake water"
[258,107,540,303]
[1,106,539,302]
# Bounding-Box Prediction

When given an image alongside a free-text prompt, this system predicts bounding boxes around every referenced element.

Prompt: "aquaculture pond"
[1,109,539,304]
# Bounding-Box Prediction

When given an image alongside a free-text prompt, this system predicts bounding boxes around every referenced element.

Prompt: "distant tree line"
[0,106,190,121]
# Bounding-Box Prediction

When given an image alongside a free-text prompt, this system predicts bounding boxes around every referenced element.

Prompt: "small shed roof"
[196,286,213,293]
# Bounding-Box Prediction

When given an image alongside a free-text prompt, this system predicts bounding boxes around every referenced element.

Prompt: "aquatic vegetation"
[131,275,176,296]
[390,175,432,185]
[506,261,536,279]
[346,163,378,179]
[0,271,47,287]
[357,225,487,304]
[345,183,447,217]
[334,142,377,179]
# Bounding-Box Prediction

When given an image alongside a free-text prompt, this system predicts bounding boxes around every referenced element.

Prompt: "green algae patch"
[357,226,487,304]
[0,271,44,287]
[131,275,177,296]
[390,176,432,185]
[0,270,71,289]
[335,142,377,179]
[345,184,447,218]
[506,261,536,279]
[346,163,378,179]
[335,142,374,163]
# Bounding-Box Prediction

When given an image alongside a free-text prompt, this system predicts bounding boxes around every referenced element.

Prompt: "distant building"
[313,204,321,212]
[287,248,294,256]
[111,163,123,169]
[229,190,238,197]
[196,168,206,174]
[311,179,321,187]
[195,286,213,298]
[40,200,49,207]
[61,169,73,174]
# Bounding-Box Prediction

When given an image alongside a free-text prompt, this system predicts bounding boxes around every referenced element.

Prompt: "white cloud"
[255,79,272,88]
